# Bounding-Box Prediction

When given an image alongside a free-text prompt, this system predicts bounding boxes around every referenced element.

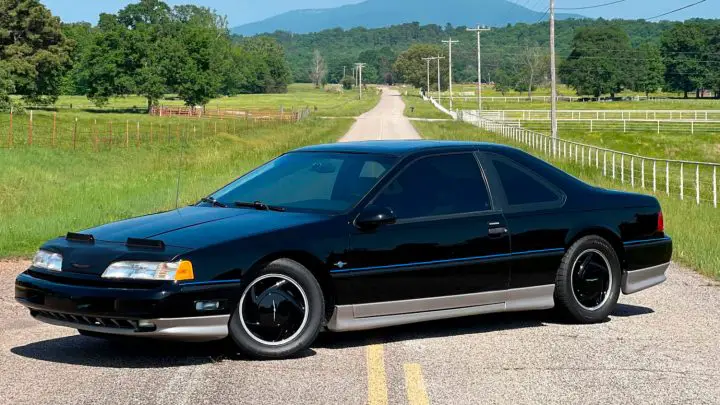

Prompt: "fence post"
[691,121,694,135]
[28,110,33,146]
[590,120,593,132]
[714,166,717,208]
[621,155,625,184]
[641,160,645,189]
[125,120,129,147]
[653,161,657,193]
[696,165,700,205]
[575,145,579,163]
[52,112,57,147]
[603,152,607,176]
[612,153,616,179]
[136,122,140,147]
[680,163,684,200]
[623,120,626,133]
[596,149,599,168]
[657,120,660,134]
[666,162,670,195]
[73,117,77,150]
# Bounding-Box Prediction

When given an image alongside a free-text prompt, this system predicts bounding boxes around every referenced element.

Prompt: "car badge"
[334,261,347,269]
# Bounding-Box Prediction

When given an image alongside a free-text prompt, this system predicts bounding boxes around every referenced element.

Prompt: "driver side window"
[372,153,492,220]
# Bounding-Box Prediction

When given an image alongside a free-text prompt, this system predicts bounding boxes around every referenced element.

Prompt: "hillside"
[260,19,674,85]
[232,0,582,36]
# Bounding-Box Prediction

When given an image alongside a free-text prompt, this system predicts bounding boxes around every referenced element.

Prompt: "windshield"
[209,152,398,213]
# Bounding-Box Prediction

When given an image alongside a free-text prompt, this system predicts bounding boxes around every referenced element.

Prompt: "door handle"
[488,227,508,237]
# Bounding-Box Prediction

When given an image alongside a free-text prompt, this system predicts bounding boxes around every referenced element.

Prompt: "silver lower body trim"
[327,285,555,332]
[34,313,230,342]
[622,262,670,295]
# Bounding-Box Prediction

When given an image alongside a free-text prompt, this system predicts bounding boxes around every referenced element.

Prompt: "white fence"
[457,110,719,208]
[482,109,720,121]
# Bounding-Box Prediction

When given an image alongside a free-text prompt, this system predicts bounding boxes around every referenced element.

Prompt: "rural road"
[339,87,421,142]
[1,94,719,405]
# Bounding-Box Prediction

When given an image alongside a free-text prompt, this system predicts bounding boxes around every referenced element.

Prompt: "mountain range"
[232,0,583,36]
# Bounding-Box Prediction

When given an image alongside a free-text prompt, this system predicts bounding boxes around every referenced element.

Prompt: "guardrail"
[457,109,719,208]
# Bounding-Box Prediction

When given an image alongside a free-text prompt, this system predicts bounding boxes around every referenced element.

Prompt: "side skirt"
[327,285,555,332]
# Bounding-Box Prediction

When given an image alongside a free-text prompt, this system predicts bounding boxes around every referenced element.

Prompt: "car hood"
[81,206,328,248]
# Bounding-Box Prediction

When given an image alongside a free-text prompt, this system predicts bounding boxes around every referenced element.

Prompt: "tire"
[229,259,324,359]
[554,236,621,324]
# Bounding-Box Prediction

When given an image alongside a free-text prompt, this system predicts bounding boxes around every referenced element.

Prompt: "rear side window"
[491,159,561,207]
[372,153,492,220]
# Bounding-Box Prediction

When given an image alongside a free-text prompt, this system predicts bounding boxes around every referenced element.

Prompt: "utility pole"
[421,57,435,97]
[342,66,346,80]
[442,37,459,110]
[550,0,558,155]
[467,26,490,117]
[355,63,366,99]
[436,56,445,101]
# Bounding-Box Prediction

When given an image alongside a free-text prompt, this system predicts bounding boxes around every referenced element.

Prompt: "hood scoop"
[66,233,95,244]
[126,238,166,250]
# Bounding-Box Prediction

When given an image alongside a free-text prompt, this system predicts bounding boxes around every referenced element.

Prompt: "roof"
[294,140,509,157]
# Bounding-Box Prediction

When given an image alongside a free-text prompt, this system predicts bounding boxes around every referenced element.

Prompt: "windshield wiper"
[234,201,286,212]
[199,197,227,208]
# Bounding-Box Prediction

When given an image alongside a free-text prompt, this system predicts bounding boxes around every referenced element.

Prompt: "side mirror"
[354,205,397,230]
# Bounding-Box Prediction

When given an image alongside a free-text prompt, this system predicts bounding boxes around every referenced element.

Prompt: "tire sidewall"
[229,259,324,359]
[556,236,621,323]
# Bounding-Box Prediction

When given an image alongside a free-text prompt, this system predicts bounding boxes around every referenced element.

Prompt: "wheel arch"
[565,226,626,269]
[248,251,336,322]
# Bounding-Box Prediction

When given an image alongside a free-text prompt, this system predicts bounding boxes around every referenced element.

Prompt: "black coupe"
[16,141,672,359]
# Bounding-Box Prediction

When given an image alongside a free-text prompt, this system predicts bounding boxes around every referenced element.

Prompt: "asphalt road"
[2,96,719,404]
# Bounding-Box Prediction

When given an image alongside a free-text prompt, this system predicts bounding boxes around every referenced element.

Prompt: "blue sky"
[41,0,717,26]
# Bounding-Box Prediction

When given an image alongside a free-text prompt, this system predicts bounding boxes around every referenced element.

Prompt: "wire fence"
[0,109,310,152]
[457,109,719,208]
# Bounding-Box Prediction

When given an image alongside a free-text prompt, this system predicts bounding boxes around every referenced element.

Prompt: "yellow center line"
[403,363,430,405]
[366,344,388,405]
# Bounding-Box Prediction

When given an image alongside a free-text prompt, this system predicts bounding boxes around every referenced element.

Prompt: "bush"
[341,76,354,90]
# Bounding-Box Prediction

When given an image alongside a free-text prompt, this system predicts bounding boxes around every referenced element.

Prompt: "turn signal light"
[175,260,195,281]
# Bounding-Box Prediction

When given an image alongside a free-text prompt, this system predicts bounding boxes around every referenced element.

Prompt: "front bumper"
[15,270,240,341]
[622,262,670,295]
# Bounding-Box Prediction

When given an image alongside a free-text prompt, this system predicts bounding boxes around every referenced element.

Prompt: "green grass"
[15,83,381,118]
[0,118,353,257]
[399,90,452,120]
[412,120,720,280]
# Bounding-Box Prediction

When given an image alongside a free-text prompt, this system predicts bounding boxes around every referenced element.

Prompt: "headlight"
[101,260,194,281]
[33,250,63,272]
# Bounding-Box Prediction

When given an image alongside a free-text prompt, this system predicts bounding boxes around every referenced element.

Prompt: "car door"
[334,152,511,308]
[477,152,568,291]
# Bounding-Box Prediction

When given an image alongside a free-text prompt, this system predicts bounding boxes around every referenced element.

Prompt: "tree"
[516,45,549,98]
[0,0,72,104]
[393,44,447,90]
[661,22,708,98]
[0,64,14,111]
[309,49,327,88]
[559,25,633,98]
[240,36,292,93]
[60,22,94,95]
[341,75,354,90]
[630,43,664,98]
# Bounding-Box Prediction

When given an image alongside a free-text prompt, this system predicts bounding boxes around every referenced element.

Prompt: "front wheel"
[554,236,621,324]
[229,259,324,359]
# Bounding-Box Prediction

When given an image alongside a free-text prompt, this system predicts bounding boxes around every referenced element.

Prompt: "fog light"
[195,301,221,312]
[137,320,156,331]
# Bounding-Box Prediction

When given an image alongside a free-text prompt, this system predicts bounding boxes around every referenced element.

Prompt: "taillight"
[657,211,665,233]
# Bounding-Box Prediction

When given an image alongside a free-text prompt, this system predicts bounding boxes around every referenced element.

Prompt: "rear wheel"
[555,236,621,323]
[229,259,324,359]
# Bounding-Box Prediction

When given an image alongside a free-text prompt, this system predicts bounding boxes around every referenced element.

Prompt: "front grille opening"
[32,310,138,330]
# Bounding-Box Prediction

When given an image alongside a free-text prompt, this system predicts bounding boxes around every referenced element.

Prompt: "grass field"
[0,117,353,257]
[15,83,381,118]
[412,120,720,280]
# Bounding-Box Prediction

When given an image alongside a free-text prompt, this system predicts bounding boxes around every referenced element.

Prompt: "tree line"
[271,19,720,99]
[0,0,292,111]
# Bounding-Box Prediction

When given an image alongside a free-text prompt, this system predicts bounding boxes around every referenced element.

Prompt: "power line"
[646,0,707,20]
[556,0,626,10]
